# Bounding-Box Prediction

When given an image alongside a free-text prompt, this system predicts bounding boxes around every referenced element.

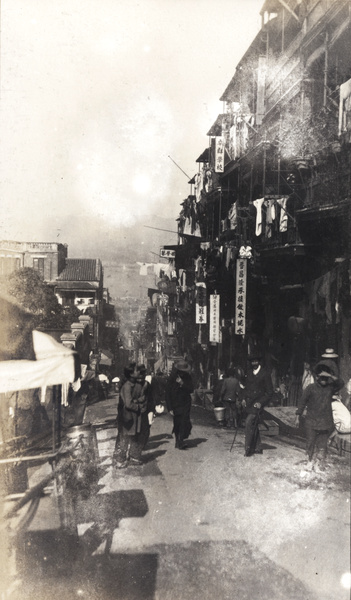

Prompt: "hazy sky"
[0,0,262,255]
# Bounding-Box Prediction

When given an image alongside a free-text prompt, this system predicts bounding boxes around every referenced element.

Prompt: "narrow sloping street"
[16,394,350,600]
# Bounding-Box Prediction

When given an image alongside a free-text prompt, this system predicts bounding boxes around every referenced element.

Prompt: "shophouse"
[155,0,351,403]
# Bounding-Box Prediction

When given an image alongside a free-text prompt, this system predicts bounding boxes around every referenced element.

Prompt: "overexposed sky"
[0,0,262,252]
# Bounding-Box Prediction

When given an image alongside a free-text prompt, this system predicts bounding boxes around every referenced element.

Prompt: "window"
[33,257,45,277]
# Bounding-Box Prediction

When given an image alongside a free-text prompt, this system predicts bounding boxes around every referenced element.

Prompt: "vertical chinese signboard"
[195,282,207,324]
[235,258,247,335]
[215,137,225,173]
[209,294,220,343]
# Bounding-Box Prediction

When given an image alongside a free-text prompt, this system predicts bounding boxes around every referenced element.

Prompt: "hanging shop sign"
[209,294,220,343]
[215,137,225,173]
[105,321,119,328]
[160,248,176,259]
[234,258,247,335]
[195,282,207,324]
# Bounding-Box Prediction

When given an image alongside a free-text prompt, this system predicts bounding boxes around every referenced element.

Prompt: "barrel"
[64,423,99,498]
[65,423,99,462]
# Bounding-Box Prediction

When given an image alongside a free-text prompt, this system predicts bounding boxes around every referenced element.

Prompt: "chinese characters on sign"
[234,258,247,335]
[215,137,225,173]
[209,294,220,343]
[195,282,207,324]
[105,321,119,328]
[160,248,176,259]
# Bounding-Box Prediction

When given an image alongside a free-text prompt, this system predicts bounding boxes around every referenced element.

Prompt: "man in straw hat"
[295,365,343,472]
[166,360,193,450]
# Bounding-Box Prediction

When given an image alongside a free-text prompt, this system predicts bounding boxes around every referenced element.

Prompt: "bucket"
[214,407,226,423]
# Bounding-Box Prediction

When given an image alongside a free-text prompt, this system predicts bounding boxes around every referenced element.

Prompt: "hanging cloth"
[277,197,289,232]
[253,198,265,236]
[228,202,237,230]
[230,120,237,159]
[265,199,276,238]
[338,78,351,135]
[137,262,153,276]
[195,172,204,203]
[183,216,192,235]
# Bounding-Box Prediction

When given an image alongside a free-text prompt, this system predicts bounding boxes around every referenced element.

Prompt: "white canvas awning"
[0,330,78,393]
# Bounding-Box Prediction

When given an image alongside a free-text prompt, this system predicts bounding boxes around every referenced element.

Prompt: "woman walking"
[166,360,193,449]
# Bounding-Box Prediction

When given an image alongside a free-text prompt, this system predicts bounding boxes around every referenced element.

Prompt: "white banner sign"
[215,136,225,173]
[195,282,207,324]
[235,258,247,335]
[209,294,220,343]
[160,248,176,259]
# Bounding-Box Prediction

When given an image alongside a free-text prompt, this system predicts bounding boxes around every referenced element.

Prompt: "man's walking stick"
[230,426,238,452]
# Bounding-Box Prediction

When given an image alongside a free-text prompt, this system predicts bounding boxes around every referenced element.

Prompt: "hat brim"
[321,353,338,359]
[316,371,337,380]
[174,362,191,373]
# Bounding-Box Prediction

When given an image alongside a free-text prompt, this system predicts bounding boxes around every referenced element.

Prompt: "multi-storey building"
[0,240,67,282]
[55,258,104,351]
[156,0,351,402]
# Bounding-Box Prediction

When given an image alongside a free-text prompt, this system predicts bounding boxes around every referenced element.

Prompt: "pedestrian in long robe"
[113,364,147,468]
[128,364,155,464]
[166,360,193,449]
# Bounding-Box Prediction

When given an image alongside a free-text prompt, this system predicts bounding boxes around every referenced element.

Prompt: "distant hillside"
[64,213,178,301]
[68,214,178,264]
[101,215,178,301]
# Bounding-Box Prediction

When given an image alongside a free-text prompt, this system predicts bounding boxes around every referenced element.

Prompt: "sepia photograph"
[0,1,350,599]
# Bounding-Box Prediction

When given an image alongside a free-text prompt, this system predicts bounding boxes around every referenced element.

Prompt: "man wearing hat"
[166,360,193,449]
[242,353,273,456]
[295,366,342,472]
[318,348,339,376]
[315,349,344,395]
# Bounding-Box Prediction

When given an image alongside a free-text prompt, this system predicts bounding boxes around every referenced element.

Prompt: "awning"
[196,148,211,163]
[207,114,226,137]
[0,330,79,393]
[179,233,204,242]
[54,281,97,291]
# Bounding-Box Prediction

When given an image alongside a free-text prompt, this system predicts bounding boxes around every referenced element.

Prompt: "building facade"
[152,0,351,403]
[55,258,104,351]
[0,240,67,282]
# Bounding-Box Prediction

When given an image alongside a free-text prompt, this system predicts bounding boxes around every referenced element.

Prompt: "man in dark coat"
[128,364,155,464]
[113,363,150,468]
[166,360,193,449]
[295,369,342,471]
[243,354,273,456]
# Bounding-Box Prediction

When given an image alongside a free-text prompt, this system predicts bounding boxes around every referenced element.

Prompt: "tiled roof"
[57,259,102,282]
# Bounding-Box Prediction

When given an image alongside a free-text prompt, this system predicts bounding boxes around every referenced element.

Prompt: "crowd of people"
[111,349,351,471]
